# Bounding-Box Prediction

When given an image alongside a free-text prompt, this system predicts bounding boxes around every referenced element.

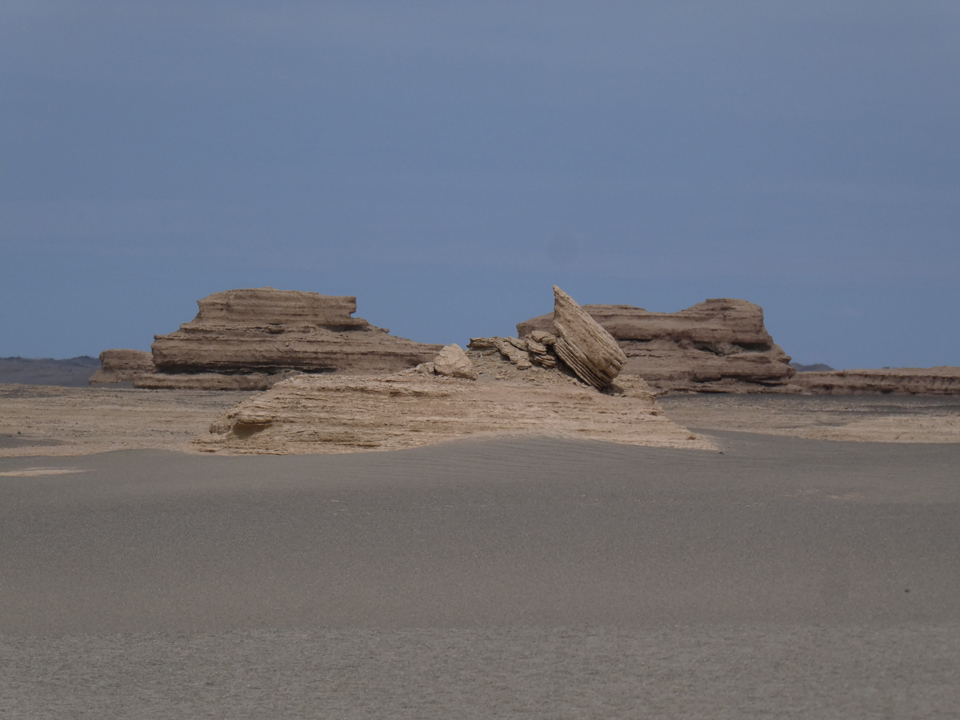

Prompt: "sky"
[1,1,958,369]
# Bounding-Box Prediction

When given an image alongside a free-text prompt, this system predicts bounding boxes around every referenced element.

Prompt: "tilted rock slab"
[519,297,794,393]
[145,288,442,383]
[196,372,712,455]
[551,286,627,389]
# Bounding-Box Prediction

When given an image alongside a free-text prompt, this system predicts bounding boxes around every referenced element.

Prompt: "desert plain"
[2,379,959,719]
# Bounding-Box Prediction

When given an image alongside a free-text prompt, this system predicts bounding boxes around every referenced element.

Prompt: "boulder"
[550,286,626,389]
[518,297,794,393]
[432,344,478,380]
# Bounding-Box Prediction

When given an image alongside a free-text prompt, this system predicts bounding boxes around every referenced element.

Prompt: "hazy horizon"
[2,2,958,369]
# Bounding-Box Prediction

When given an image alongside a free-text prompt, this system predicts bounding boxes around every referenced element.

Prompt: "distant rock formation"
[786,367,960,395]
[517,298,794,393]
[92,288,442,390]
[88,350,155,385]
[790,362,835,373]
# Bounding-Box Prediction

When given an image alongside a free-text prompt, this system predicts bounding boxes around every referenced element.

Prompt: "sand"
[0,384,253,457]
[2,385,959,717]
[660,393,960,443]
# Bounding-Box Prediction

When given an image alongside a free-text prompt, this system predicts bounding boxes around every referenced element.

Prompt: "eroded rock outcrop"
[196,368,710,455]
[88,349,156,385]
[152,288,441,375]
[92,288,442,389]
[786,367,960,396]
[518,298,794,393]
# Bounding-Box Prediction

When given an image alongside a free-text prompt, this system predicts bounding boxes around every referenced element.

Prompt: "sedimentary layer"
[88,349,155,385]
[91,288,442,389]
[151,288,441,374]
[197,372,711,455]
[787,367,960,395]
[518,298,794,393]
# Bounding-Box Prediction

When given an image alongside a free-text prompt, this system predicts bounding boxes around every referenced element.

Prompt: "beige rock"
[519,297,794,393]
[88,349,156,385]
[785,367,960,395]
[196,371,712,455]
[469,337,534,369]
[550,286,627,389]
[150,288,441,376]
[433,344,478,380]
[133,371,302,391]
[90,288,444,390]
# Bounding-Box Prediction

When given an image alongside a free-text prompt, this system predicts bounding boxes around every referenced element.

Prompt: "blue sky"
[2,1,958,368]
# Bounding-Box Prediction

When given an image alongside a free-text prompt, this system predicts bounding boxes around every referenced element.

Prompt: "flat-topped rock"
[91,288,443,389]
[149,288,442,377]
[88,349,155,385]
[518,298,794,393]
[786,367,960,395]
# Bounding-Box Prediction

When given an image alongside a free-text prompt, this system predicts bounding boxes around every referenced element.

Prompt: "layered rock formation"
[197,368,710,455]
[467,286,625,388]
[91,288,442,390]
[88,349,155,385]
[786,367,960,396]
[551,286,626,389]
[197,293,711,455]
[517,298,794,393]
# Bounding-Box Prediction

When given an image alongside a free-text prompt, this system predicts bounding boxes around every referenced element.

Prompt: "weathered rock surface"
[92,288,442,389]
[518,298,794,393]
[88,350,155,385]
[551,286,626,389]
[151,288,441,375]
[432,344,478,380]
[786,367,960,395]
[196,371,711,455]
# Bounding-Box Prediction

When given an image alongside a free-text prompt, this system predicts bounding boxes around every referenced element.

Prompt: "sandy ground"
[3,384,959,460]
[2,385,959,717]
[660,392,960,443]
[0,384,253,457]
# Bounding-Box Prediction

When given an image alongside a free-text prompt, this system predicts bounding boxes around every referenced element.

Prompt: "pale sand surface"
[2,433,959,718]
[0,384,254,457]
[661,393,960,443]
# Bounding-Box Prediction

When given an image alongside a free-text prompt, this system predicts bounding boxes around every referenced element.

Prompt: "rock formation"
[432,344,479,380]
[195,302,712,455]
[196,369,710,455]
[551,286,626,389]
[517,298,794,393]
[786,367,960,396]
[88,349,155,385]
[91,288,442,390]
